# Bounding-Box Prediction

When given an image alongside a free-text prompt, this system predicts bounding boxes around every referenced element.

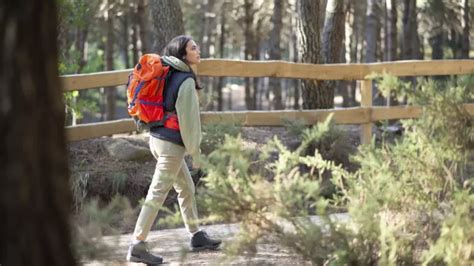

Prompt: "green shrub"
[422,190,474,265]
[282,116,357,197]
[201,121,241,155]
[72,195,136,261]
[200,75,474,265]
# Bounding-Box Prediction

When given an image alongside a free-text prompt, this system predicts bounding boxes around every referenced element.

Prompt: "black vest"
[150,70,193,146]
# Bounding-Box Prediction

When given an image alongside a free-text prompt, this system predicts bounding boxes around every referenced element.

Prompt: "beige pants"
[133,137,199,241]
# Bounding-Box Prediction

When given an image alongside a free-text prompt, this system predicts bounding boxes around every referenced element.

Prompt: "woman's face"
[184,40,200,66]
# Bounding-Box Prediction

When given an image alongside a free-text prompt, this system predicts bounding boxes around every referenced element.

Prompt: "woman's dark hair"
[162,35,202,90]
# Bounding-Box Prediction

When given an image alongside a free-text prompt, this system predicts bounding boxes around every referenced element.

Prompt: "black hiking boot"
[190,231,222,252]
[126,241,163,265]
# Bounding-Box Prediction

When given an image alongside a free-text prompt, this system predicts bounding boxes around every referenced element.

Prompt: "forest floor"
[83,219,299,265]
[83,213,351,266]
[68,125,364,265]
[69,123,474,265]
[68,125,362,209]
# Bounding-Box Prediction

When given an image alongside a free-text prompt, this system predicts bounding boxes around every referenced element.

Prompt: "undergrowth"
[200,75,474,265]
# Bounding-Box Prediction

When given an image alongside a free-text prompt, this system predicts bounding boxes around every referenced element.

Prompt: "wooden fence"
[62,59,474,144]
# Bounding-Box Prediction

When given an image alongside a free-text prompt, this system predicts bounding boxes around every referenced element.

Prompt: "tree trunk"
[120,14,131,69]
[216,1,228,111]
[201,0,216,59]
[227,33,234,110]
[429,31,444,59]
[288,4,300,110]
[320,0,328,31]
[252,18,263,110]
[448,28,461,59]
[402,0,421,59]
[365,0,379,63]
[386,0,397,61]
[105,4,116,121]
[57,7,73,65]
[137,0,149,53]
[366,0,382,102]
[322,0,347,108]
[461,0,470,59]
[427,0,444,60]
[243,0,256,110]
[131,17,139,65]
[354,1,367,63]
[197,2,206,58]
[74,27,88,73]
[0,1,76,265]
[298,0,333,109]
[384,0,398,106]
[290,13,300,110]
[269,0,284,110]
[323,0,347,64]
[150,0,185,54]
[205,0,217,110]
[343,2,356,107]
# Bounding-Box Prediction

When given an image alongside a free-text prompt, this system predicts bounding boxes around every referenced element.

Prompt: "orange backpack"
[127,54,179,131]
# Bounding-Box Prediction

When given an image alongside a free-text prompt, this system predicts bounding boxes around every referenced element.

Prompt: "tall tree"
[105,0,116,121]
[252,16,267,109]
[323,0,347,64]
[385,0,398,61]
[150,0,185,53]
[428,0,445,59]
[323,0,347,107]
[461,0,470,59]
[298,0,346,109]
[342,2,357,107]
[119,6,131,69]
[298,0,327,109]
[365,0,381,63]
[73,1,91,74]
[268,0,285,110]
[200,0,217,59]
[216,0,230,111]
[131,5,140,65]
[137,0,149,53]
[57,0,100,74]
[290,9,301,109]
[228,0,269,110]
[402,0,421,59]
[0,0,76,265]
[243,0,257,110]
[200,0,217,111]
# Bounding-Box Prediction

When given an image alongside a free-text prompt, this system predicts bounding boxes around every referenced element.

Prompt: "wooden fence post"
[360,79,373,144]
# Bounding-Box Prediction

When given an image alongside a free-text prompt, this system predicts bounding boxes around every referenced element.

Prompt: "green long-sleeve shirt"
[162,56,202,166]
[176,78,202,166]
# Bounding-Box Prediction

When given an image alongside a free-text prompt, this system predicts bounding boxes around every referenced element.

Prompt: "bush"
[282,116,357,197]
[201,121,241,155]
[72,195,137,261]
[200,75,474,264]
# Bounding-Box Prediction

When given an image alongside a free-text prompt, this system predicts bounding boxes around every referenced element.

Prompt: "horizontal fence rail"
[60,59,474,91]
[61,59,474,143]
[66,104,474,142]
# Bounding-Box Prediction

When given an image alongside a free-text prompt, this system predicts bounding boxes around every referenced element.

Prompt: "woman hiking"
[127,35,221,265]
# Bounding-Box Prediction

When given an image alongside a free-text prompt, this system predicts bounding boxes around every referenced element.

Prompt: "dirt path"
[83,222,305,265]
[83,213,351,265]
